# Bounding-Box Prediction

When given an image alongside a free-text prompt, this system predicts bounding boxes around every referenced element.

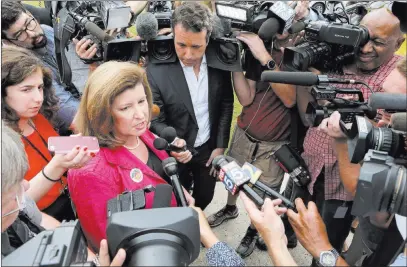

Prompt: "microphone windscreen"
[160,127,177,143]
[211,15,227,38]
[135,12,158,41]
[152,184,173,208]
[391,113,407,132]
[261,71,319,86]
[153,138,168,150]
[368,93,407,111]
[258,17,280,42]
[288,21,307,34]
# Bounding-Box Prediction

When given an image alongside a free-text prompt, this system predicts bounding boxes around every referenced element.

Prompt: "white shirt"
[180,55,210,147]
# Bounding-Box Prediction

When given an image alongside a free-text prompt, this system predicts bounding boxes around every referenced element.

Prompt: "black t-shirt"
[146,147,171,184]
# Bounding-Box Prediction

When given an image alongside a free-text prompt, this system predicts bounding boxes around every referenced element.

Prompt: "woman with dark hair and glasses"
[1,46,94,221]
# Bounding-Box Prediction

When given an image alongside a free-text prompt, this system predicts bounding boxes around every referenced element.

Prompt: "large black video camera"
[305,85,376,127]
[2,220,92,266]
[283,21,369,72]
[52,1,141,86]
[147,1,173,29]
[3,187,201,267]
[347,111,407,217]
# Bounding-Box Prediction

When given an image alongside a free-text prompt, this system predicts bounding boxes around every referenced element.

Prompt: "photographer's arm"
[232,72,257,107]
[236,33,296,108]
[334,140,359,197]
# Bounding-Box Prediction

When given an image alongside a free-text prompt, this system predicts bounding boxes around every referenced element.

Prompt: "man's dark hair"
[171,2,213,42]
[1,1,28,38]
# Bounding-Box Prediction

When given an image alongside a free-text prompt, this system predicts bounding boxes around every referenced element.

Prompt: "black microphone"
[368,93,407,112]
[162,157,188,207]
[258,17,281,42]
[391,113,407,132]
[152,184,173,208]
[153,137,186,153]
[261,71,360,86]
[288,20,307,34]
[70,13,113,42]
[135,12,158,41]
[212,15,232,38]
[258,1,296,42]
[160,126,178,143]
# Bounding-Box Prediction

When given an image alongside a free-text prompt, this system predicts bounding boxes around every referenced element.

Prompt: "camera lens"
[382,165,406,216]
[151,40,174,61]
[370,127,405,158]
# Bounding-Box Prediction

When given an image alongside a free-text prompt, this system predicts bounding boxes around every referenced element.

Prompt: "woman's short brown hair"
[75,61,153,148]
[1,46,58,131]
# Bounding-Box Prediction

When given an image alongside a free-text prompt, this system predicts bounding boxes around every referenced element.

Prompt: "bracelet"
[42,167,62,182]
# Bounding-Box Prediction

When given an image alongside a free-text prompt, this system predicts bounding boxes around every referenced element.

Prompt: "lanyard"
[21,120,66,188]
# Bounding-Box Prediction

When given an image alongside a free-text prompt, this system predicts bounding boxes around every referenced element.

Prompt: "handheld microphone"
[212,156,264,206]
[135,12,158,41]
[152,184,173,208]
[368,93,407,112]
[261,71,360,86]
[162,157,188,207]
[258,1,295,41]
[154,137,186,153]
[391,113,407,132]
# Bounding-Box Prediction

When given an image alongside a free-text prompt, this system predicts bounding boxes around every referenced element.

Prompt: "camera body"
[147,1,173,29]
[305,85,376,127]
[2,220,92,266]
[283,21,369,72]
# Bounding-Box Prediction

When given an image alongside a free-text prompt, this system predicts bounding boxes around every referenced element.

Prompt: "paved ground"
[191,181,313,266]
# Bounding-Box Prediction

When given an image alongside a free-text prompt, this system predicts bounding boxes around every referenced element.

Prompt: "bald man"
[296,8,405,266]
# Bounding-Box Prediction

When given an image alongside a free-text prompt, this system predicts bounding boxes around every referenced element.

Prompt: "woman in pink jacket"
[68,61,193,250]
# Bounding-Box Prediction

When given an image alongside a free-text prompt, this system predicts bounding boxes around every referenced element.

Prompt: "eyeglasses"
[2,185,26,218]
[7,16,38,42]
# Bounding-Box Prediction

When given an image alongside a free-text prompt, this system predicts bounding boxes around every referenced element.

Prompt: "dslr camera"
[283,20,369,72]
[348,114,407,217]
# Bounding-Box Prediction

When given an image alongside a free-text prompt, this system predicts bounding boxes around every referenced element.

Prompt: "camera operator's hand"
[287,199,333,259]
[170,138,193,163]
[73,38,98,60]
[292,0,311,21]
[240,192,288,247]
[99,239,126,266]
[235,32,272,65]
[318,111,347,139]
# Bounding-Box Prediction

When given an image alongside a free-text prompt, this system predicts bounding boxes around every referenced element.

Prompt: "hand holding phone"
[48,136,100,154]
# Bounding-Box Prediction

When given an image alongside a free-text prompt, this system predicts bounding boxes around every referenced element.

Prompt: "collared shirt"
[32,25,79,132]
[302,55,402,201]
[179,55,210,147]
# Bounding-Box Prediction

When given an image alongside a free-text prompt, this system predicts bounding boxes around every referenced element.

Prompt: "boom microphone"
[368,93,407,112]
[162,157,188,207]
[288,20,307,34]
[258,17,281,42]
[70,13,113,42]
[261,71,360,86]
[265,1,296,34]
[391,113,407,132]
[135,12,158,41]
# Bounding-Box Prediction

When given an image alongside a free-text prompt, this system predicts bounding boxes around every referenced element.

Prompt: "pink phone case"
[48,136,100,154]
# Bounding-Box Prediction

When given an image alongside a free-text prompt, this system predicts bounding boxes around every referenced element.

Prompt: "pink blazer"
[68,129,177,249]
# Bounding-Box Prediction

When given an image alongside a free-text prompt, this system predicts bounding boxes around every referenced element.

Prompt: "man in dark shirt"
[207,32,296,258]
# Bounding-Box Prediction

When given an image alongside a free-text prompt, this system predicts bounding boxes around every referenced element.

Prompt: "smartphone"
[48,136,100,154]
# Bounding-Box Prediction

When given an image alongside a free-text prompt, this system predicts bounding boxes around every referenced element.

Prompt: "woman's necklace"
[123,137,140,150]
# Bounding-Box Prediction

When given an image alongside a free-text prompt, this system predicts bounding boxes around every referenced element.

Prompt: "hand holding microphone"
[153,127,193,163]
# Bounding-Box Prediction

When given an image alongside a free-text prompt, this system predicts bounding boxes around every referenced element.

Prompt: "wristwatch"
[317,249,340,267]
[262,59,277,71]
